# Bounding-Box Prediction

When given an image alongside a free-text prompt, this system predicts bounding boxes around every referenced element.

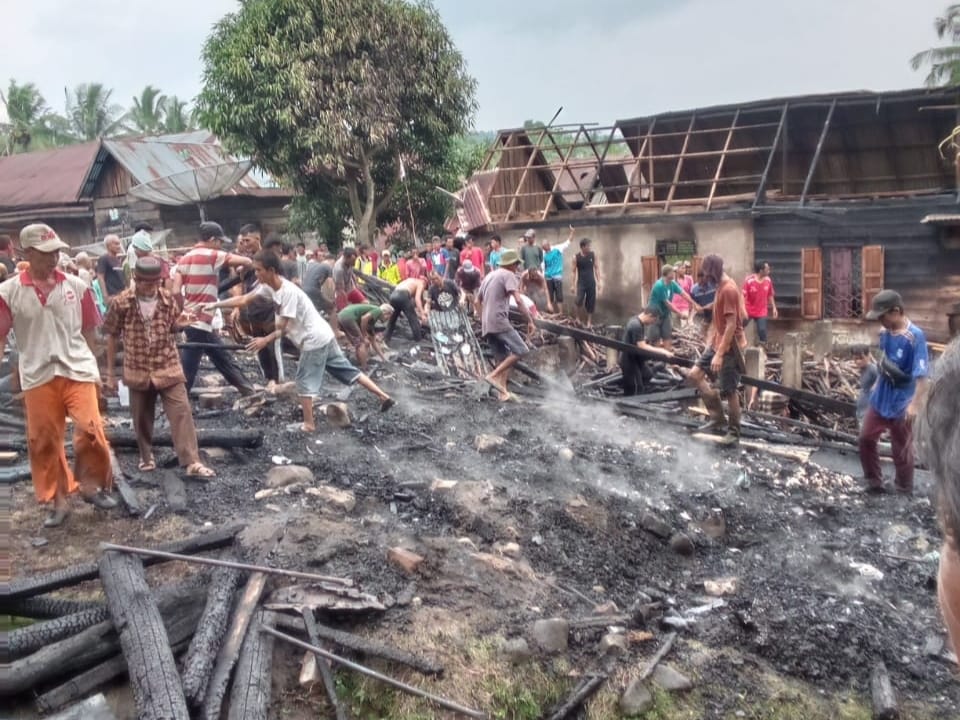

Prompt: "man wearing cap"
[459,236,485,279]
[519,229,543,273]
[337,302,393,370]
[621,307,674,396]
[104,257,215,478]
[97,233,127,301]
[476,248,536,401]
[455,258,483,313]
[127,229,170,290]
[0,223,116,526]
[171,221,256,395]
[859,289,929,494]
[383,276,428,344]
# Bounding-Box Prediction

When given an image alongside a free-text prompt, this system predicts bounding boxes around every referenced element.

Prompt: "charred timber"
[182,565,243,707]
[106,428,263,449]
[6,523,240,601]
[8,607,110,661]
[2,594,104,620]
[301,609,349,720]
[227,610,276,720]
[870,661,899,720]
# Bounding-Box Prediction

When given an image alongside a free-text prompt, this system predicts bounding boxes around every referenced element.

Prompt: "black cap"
[199,221,230,243]
[866,289,904,320]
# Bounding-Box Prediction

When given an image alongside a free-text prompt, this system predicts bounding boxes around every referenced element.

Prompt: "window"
[800,245,884,320]
[655,238,695,267]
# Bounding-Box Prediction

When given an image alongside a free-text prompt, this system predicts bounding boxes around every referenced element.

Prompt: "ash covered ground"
[9,343,960,719]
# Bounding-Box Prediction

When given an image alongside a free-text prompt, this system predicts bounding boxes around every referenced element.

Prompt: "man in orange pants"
[0,223,116,527]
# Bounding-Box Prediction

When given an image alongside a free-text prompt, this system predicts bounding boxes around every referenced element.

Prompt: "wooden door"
[641,255,660,305]
[827,248,854,319]
[691,255,702,282]
[861,245,884,317]
[801,247,822,320]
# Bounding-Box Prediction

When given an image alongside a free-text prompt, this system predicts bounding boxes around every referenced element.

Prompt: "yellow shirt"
[379,264,401,285]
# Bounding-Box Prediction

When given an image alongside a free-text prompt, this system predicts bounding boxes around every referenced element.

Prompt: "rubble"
[530,618,570,653]
[264,465,313,488]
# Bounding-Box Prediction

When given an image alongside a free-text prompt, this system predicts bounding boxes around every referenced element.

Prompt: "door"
[691,255,702,282]
[641,255,660,305]
[861,245,884,317]
[826,248,854,319]
[801,247,822,320]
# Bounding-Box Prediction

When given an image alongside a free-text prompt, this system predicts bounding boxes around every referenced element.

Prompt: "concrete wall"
[496,217,753,323]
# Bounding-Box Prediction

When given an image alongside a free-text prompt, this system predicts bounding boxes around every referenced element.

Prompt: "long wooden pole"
[98,542,353,586]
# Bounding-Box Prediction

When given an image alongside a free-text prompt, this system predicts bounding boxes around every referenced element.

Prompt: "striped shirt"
[175,247,229,331]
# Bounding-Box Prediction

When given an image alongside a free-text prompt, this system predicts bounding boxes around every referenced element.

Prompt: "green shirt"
[649,279,683,316]
[337,303,382,325]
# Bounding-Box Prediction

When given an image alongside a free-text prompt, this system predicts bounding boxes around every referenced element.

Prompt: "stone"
[599,632,628,656]
[198,393,223,409]
[594,600,620,615]
[306,485,357,512]
[321,402,351,428]
[431,478,458,491]
[558,447,575,462]
[387,547,424,574]
[781,333,803,389]
[197,374,222,388]
[640,511,672,539]
[474,433,507,453]
[203,447,229,460]
[502,637,533,664]
[620,679,654,715]
[652,663,694,692]
[531,618,569,653]
[703,577,738,596]
[299,651,321,686]
[266,465,314,489]
[456,537,478,551]
[669,532,695,556]
[700,508,726,539]
[498,542,521,558]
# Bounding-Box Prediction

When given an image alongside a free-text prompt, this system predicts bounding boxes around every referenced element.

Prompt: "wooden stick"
[98,542,352,587]
[546,674,608,720]
[870,661,898,720]
[264,627,486,719]
[301,609,350,720]
[638,632,677,682]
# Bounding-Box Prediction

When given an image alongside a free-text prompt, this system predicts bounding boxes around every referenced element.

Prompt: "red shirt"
[460,247,485,276]
[743,274,774,319]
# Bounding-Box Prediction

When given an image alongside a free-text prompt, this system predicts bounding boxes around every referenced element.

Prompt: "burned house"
[457,87,960,342]
[0,131,292,249]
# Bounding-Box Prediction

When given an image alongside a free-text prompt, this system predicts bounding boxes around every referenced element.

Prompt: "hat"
[462,259,474,271]
[866,289,904,320]
[498,248,521,267]
[20,223,69,253]
[199,221,230,243]
[134,256,163,281]
[131,230,153,252]
[523,229,536,239]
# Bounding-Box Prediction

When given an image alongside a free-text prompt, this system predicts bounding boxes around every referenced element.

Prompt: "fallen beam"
[45,693,117,720]
[2,594,104,620]
[106,428,263,449]
[227,610,276,720]
[546,673,608,720]
[8,607,110,661]
[870,661,898,720]
[6,523,240,601]
[301,609,349,720]
[618,387,698,404]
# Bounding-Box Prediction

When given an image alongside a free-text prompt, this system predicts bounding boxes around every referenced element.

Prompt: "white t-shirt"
[258,278,334,351]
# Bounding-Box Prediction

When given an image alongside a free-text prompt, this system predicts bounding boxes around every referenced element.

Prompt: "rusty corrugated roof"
[0,141,102,209]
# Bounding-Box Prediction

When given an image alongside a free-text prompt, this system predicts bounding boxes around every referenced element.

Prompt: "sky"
[0,0,951,130]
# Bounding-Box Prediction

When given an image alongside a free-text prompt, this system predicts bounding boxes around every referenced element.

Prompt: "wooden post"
[811,320,833,361]
[753,102,788,209]
[800,98,837,205]
[781,333,803,389]
[665,113,697,211]
[227,610,276,720]
[744,346,766,410]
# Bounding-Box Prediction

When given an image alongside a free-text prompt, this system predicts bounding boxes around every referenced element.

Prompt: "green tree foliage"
[127,85,167,134]
[197,0,477,246]
[0,80,73,154]
[912,4,960,86]
[161,96,194,134]
[65,83,124,140]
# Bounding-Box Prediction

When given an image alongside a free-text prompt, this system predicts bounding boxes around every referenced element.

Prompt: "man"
[128,230,170,289]
[520,266,552,313]
[621,307,673,396]
[304,252,337,314]
[207,252,394,432]
[488,235,503,271]
[543,226,573,314]
[859,290,928,494]
[672,260,694,327]
[337,302,393,369]
[572,238,601,327]
[476,248,535,402]
[97,233,127,301]
[0,223,116,526]
[690,270,717,337]
[648,265,700,352]
[742,261,778,345]
[172,221,256,394]
[378,250,401,285]
[104,257,214,478]
[384,276,427,344]
[519,229,542,272]
[354,245,378,277]
[444,236,461,280]
[295,242,309,282]
[265,236,299,283]
[685,254,746,446]
[0,234,17,274]
[459,236,485,278]
[456,259,483,311]
[429,237,446,278]
[425,270,460,315]
[334,247,365,310]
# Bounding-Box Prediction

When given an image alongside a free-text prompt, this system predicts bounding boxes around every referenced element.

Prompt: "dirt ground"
[8,344,960,719]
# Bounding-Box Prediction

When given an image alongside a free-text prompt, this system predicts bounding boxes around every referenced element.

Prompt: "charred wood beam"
[227,610,276,720]
[800,98,837,206]
[8,607,110,661]
[617,387,698,404]
[753,102,788,209]
[6,523,240,601]
[546,673,609,720]
[2,594,104,620]
[870,661,898,720]
[98,550,190,720]
[301,609,349,720]
[106,428,263,449]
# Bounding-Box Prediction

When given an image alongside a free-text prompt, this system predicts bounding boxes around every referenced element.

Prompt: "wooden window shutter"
[861,245,884,317]
[691,255,702,281]
[641,255,660,304]
[801,247,822,320]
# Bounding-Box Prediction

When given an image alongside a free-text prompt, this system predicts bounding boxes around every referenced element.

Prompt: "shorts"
[296,341,360,398]
[646,311,672,344]
[576,284,596,314]
[339,318,365,348]
[546,278,563,305]
[696,346,744,396]
[485,329,529,362]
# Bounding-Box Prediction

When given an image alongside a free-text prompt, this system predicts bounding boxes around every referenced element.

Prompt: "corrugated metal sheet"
[0,141,101,209]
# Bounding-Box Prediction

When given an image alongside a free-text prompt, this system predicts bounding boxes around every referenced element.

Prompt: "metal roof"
[0,141,101,209]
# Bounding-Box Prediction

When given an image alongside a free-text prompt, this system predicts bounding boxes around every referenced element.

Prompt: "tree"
[161,96,193,133]
[0,80,73,154]
[911,4,960,86]
[198,0,477,246]
[127,85,167,134]
[65,83,124,140]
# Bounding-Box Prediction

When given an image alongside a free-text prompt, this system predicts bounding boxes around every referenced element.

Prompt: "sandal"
[138,457,156,472]
[185,463,216,479]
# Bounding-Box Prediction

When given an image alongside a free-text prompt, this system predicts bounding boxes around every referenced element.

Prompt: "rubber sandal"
[138,457,156,472]
[185,463,216,479]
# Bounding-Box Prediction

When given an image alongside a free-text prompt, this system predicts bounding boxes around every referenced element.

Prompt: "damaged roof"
[0,141,103,210]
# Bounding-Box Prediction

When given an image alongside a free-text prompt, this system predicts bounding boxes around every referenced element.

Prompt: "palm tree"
[911,4,960,86]
[0,80,73,154]
[64,83,124,140]
[127,85,167,134]
[161,96,192,133]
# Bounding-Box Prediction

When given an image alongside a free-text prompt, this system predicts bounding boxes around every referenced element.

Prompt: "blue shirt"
[691,281,716,323]
[543,240,570,279]
[857,362,879,421]
[870,322,929,419]
[489,249,502,270]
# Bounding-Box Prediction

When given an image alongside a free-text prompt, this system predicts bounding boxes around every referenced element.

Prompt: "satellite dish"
[128,160,254,221]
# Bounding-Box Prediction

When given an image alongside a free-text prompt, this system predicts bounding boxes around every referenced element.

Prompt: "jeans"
[744,316,768,343]
[859,407,914,491]
[180,326,255,395]
[385,289,422,343]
